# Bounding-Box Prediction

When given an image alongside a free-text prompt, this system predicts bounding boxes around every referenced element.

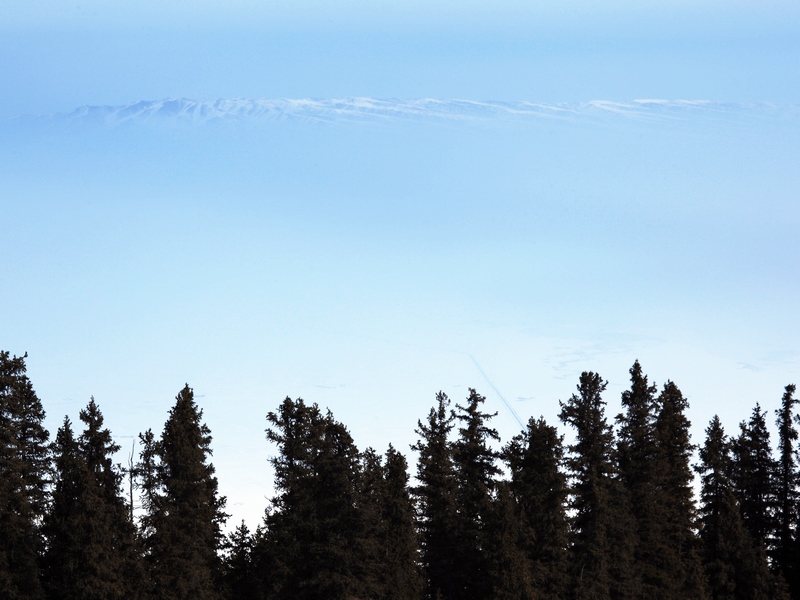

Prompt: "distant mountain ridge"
[30,97,797,126]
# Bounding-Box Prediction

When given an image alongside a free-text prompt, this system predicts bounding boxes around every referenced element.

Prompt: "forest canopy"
[1,350,799,600]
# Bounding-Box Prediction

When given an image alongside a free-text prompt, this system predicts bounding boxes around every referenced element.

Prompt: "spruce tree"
[615,360,660,597]
[559,371,634,600]
[247,525,274,600]
[731,404,778,556]
[502,416,569,599]
[412,391,460,600]
[81,398,142,595]
[256,397,316,599]
[380,445,424,600]
[44,398,141,600]
[0,351,50,600]
[358,447,389,598]
[260,398,367,600]
[307,411,365,598]
[485,481,536,600]
[221,521,260,600]
[696,416,772,600]
[356,444,424,600]
[138,384,228,600]
[42,418,84,598]
[653,381,708,599]
[451,388,500,600]
[774,384,799,593]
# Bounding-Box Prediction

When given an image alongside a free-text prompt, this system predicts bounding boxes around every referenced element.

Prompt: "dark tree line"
[2,350,800,599]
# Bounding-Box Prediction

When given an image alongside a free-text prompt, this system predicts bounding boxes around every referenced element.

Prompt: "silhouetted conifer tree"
[559,371,636,600]
[502,416,569,599]
[42,418,83,598]
[253,397,318,599]
[0,351,50,600]
[356,444,424,600]
[731,404,778,555]
[451,388,500,600]
[222,521,260,600]
[359,447,389,597]
[616,360,662,597]
[309,411,366,597]
[138,384,227,600]
[653,381,708,599]
[774,384,799,595]
[485,481,536,600]
[412,392,460,600]
[260,398,367,600]
[380,445,424,600]
[247,525,275,600]
[696,416,772,600]
[43,398,141,600]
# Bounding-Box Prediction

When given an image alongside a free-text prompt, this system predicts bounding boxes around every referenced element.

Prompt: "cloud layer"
[35,97,796,127]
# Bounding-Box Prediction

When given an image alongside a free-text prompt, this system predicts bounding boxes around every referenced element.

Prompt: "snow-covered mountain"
[40,97,793,127]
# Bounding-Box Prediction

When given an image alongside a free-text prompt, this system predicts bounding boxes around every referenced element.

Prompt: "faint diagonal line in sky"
[469,354,525,429]
[290,323,527,428]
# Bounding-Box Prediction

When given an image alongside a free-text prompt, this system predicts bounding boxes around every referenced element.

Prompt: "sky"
[1,0,799,529]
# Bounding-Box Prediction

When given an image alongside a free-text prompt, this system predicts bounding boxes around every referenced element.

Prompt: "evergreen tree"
[774,384,799,593]
[502,416,569,600]
[138,384,227,600]
[254,397,319,600]
[653,381,708,599]
[356,444,424,600]
[731,404,778,556]
[308,411,366,598]
[380,445,425,600]
[615,360,661,597]
[485,481,536,600]
[43,398,141,600]
[42,418,84,598]
[221,521,260,600]
[696,416,771,600]
[559,371,634,600]
[451,388,500,600]
[0,351,50,600]
[80,398,143,595]
[358,447,389,598]
[260,397,367,600]
[412,392,460,600]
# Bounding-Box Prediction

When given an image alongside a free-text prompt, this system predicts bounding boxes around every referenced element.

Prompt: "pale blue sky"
[1,0,799,527]
[2,0,800,115]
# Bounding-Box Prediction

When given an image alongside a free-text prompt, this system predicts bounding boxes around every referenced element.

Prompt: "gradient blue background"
[1,0,799,527]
